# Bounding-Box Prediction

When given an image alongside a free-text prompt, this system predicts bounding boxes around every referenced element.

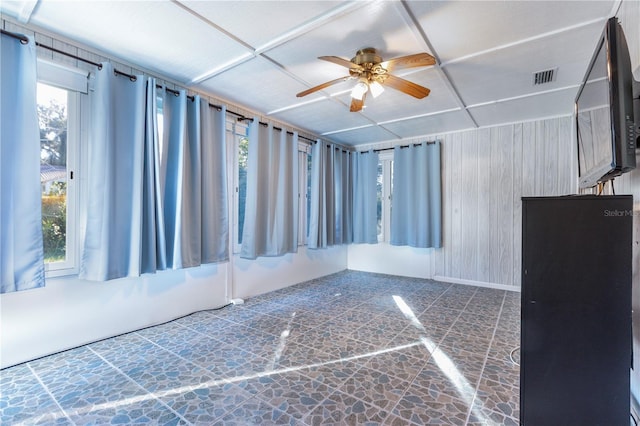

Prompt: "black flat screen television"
[575,17,637,189]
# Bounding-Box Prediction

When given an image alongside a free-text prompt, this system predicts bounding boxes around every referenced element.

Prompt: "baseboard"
[432,275,521,292]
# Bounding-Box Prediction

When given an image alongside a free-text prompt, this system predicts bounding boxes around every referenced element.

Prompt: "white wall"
[233,246,347,299]
[0,265,228,369]
[349,116,576,290]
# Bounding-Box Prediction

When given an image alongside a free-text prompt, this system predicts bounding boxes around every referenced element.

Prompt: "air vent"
[533,68,557,85]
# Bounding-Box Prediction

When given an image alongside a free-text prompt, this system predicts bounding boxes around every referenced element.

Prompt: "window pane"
[306,152,312,238]
[237,136,249,244]
[377,161,383,238]
[37,83,68,263]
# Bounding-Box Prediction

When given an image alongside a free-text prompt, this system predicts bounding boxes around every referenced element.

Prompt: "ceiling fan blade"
[382,53,436,72]
[350,93,366,112]
[384,74,431,99]
[296,76,350,98]
[319,56,363,70]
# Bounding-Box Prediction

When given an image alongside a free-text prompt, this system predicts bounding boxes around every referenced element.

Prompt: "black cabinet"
[520,195,632,426]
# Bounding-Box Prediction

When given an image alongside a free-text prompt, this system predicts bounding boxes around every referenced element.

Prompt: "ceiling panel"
[180,0,342,49]
[446,20,604,107]
[346,67,460,123]
[0,0,622,147]
[197,56,313,114]
[267,0,431,95]
[324,124,400,146]
[382,109,477,139]
[407,0,615,63]
[28,1,251,83]
[271,98,373,136]
[468,87,577,127]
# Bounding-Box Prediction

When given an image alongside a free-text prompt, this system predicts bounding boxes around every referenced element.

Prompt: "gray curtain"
[308,142,353,249]
[80,63,146,281]
[352,150,379,244]
[201,103,228,264]
[1,32,45,293]
[81,70,228,281]
[240,121,299,259]
[391,142,442,248]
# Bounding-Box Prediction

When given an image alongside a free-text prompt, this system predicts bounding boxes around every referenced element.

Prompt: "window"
[377,152,393,242]
[37,81,79,276]
[298,144,312,246]
[229,120,249,254]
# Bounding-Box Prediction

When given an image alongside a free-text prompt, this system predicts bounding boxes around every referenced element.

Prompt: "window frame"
[378,151,393,243]
[36,61,84,277]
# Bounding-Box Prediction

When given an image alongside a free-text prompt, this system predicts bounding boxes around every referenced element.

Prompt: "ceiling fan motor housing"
[349,48,388,83]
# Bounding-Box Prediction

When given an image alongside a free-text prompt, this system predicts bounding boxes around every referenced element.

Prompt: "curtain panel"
[240,121,299,259]
[308,142,353,249]
[391,142,442,248]
[80,64,146,281]
[81,68,228,281]
[352,150,379,244]
[0,33,45,293]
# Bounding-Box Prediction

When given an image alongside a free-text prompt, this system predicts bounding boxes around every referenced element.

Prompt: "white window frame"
[229,120,249,254]
[378,151,393,243]
[297,142,311,246]
[37,60,86,277]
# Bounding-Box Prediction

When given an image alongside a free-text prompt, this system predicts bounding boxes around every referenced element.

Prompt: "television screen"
[575,17,636,189]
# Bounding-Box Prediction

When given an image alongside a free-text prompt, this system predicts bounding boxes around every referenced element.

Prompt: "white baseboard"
[432,275,521,292]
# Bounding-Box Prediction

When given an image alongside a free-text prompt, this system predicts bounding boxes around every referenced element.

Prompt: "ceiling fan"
[296,48,436,112]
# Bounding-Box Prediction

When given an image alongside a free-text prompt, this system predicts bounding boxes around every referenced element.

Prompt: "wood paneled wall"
[432,117,576,288]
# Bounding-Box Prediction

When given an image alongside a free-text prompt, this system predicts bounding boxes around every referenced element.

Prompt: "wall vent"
[533,68,557,85]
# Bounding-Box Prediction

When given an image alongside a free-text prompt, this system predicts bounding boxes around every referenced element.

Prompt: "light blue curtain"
[352,150,379,244]
[141,78,167,273]
[391,142,442,248]
[308,141,331,249]
[0,33,45,293]
[241,121,298,259]
[334,148,352,245]
[201,103,228,263]
[80,63,146,281]
[308,142,353,248]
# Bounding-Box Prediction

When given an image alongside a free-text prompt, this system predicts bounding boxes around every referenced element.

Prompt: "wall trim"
[433,275,521,292]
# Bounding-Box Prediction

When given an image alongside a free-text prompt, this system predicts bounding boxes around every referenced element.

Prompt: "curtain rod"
[3,28,320,145]
[1,28,28,44]
[373,141,436,153]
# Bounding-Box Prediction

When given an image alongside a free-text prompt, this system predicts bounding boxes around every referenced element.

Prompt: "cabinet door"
[520,196,632,426]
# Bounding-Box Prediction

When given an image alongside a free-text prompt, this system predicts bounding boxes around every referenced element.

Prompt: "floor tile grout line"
[86,346,193,426]
[26,362,76,426]
[463,290,518,425]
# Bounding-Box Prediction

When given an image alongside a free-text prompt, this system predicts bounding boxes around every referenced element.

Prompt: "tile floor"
[0,270,521,425]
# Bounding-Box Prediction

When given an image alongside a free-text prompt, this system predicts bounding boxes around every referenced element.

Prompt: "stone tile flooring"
[0,271,521,425]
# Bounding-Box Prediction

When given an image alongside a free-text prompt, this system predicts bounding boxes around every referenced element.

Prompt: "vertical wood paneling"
[497,125,514,285]
[544,119,559,194]
[521,121,537,197]
[512,123,524,287]
[461,130,478,280]
[476,128,492,283]
[449,132,464,278]
[436,116,574,288]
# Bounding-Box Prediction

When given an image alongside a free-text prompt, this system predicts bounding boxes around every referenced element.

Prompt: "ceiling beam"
[398,0,479,129]
[17,0,39,23]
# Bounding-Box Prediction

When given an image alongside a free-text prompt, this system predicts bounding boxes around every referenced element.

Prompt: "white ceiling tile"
[468,87,577,127]
[407,0,615,63]
[267,1,431,95]
[446,20,605,106]
[271,98,373,136]
[382,110,477,139]
[326,125,401,146]
[196,56,313,113]
[180,0,343,49]
[28,1,251,83]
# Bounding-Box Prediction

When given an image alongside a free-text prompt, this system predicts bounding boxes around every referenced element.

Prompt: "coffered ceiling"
[0,0,621,146]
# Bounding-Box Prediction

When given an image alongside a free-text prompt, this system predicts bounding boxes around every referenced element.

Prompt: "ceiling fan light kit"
[296,47,436,112]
